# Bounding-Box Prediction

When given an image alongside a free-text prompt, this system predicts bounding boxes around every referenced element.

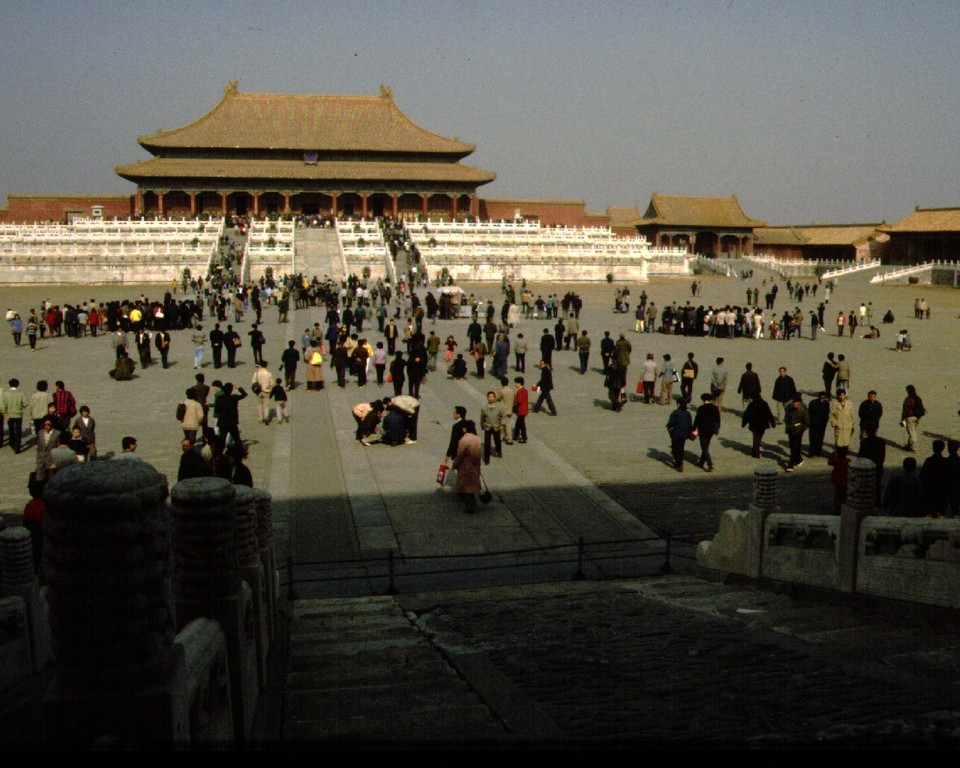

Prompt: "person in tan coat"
[453,420,482,514]
[179,390,205,443]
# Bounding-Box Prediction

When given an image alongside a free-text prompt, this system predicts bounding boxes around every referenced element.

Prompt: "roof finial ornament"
[225,80,239,96]
[379,83,393,100]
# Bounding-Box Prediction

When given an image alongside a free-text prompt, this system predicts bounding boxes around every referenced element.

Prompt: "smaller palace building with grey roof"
[115,82,496,220]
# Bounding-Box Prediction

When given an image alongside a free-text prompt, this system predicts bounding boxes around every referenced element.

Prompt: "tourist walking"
[900,384,924,452]
[692,392,720,472]
[742,394,777,458]
[666,397,693,471]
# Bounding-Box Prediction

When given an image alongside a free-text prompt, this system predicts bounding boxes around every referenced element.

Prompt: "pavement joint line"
[451,373,660,541]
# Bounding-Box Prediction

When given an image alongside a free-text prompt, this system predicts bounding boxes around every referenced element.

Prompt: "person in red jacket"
[512,376,529,443]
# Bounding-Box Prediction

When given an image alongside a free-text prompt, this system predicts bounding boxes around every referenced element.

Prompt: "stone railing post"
[251,488,276,641]
[170,477,256,742]
[0,525,52,676]
[838,458,876,593]
[750,465,781,579]
[40,460,202,742]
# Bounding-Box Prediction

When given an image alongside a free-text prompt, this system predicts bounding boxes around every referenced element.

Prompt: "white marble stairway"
[296,228,344,281]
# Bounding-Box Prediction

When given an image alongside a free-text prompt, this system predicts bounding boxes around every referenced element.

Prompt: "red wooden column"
[252,192,260,216]
[391,194,398,217]
[220,192,227,215]
[420,194,428,217]
[449,195,457,220]
[361,192,368,218]
[330,194,337,217]
[157,191,165,217]
[283,193,291,215]
[470,193,478,217]
[189,192,197,216]
[135,189,144,217]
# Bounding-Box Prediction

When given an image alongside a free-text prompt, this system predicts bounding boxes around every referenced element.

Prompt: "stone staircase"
[296,228,344,281]
[281,577,960,743]
[283,596,506,742]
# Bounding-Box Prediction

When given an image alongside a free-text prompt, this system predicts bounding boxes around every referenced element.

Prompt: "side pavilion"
[634,193,766,257]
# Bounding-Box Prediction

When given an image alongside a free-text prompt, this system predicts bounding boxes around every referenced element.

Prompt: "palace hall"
[115,83,496,219]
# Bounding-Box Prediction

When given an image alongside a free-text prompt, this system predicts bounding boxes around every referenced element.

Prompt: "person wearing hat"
[784,393,810,472]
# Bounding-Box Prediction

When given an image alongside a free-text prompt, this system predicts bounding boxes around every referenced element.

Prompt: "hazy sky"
[2,1,957,225]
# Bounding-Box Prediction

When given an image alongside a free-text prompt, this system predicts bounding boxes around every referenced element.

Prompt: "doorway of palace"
[227,192,252,216]
[259,193,285,215]
[338,193,362,218]
[369,193,391,218]
[694,231,719,257]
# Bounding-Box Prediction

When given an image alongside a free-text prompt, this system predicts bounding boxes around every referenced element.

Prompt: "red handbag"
[436,463,449,485]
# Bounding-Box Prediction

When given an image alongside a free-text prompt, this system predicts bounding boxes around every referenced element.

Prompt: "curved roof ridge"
[138,86,235,145]
[380,95,476,154]
[138,86,476,154]
[641,193,765,228]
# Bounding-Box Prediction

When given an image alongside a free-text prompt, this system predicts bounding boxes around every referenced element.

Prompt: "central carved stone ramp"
[296,228,344,280]
[283,596,507,742]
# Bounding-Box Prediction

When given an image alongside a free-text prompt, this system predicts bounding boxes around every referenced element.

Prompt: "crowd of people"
[3,258,951,563]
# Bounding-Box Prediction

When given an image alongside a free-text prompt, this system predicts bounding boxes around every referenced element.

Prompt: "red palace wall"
[479,198,605,228]
[0,195,134,223]
[1,193,622,232]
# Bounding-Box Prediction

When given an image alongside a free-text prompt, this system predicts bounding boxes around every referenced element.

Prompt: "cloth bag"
[479,476,492,504]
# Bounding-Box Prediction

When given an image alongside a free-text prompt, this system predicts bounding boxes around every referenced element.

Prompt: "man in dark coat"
[822,352,839,397]
[223,325,241,368]
[692,392,721,472]
[784,394,810,471]
[178,438,210,481]
[599,331,615,375]
[532,360,557,416]
[742,394,777,458]
[666,397,694,471]
[446,405,468,461]
[807,391,830,457]
[858,426,887,506]
[209,323,225,368]
[737,362,761,410]
[858,390,883,440]
[281,340,300,389]
[771,367,798,424]
[539,328,555,366]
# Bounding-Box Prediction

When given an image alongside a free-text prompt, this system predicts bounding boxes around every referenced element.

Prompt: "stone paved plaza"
[2,267,957,567]
[4,266,960,746]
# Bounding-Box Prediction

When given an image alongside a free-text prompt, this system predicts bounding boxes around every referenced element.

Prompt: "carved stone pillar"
[43,460,174,688]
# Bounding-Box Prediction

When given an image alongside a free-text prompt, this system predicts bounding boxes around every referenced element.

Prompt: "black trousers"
[484,428,502,462]
[512,414,527,441]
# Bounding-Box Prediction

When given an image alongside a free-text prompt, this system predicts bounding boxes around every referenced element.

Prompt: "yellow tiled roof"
[138,86,477,154]
[605,206,641,228]
[115,157,496,184]
[639,193,765,228]
[754,224,883,247]
[752,227,807,246]
[882,207,960,233]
